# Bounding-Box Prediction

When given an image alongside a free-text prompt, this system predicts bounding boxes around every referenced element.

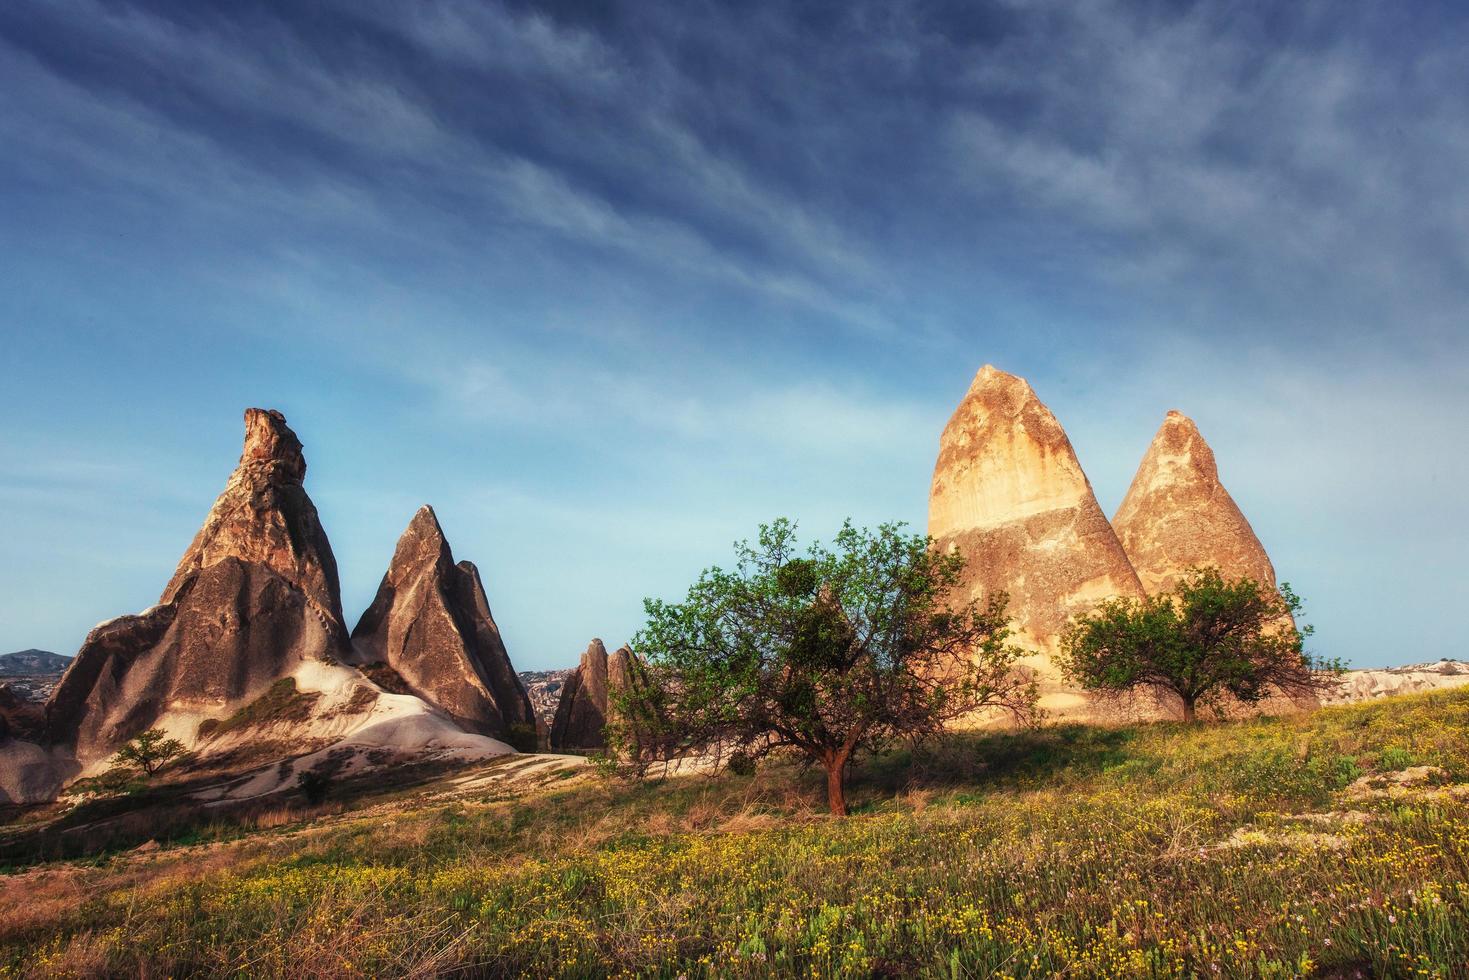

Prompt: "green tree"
[1058,567,1342,722]
[113,728,186,777]
[620,519,1036,815]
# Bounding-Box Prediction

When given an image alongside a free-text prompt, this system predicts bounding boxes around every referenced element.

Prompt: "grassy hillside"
[5,690,1469,978]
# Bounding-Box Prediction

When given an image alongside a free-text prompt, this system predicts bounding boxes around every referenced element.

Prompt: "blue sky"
[2,0,1466,670]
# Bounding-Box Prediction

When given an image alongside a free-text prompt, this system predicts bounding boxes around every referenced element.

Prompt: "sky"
[2,0,1466,671]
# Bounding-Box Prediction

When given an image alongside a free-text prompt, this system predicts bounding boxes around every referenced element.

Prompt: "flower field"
[6,688,1469,977]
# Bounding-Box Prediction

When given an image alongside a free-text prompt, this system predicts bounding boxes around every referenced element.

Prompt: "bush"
[726,749,758,777]
[297,770,333,804]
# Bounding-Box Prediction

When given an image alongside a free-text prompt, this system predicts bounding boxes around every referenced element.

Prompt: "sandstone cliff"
[351,506,535,742]
[1112,410,1280,595]
[928,365,1145,712]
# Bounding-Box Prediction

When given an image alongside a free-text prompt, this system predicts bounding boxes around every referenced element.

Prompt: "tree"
[1058,567,1342,722]
[113,728,186,777]
[619,519,1037,815]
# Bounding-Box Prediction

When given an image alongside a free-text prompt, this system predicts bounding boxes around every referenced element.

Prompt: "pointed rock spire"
[550,639,610,751]
[928,366,1144,706]
[350,506,534,741]
[1112,410,1281,595]
[162,408,346,631]
[46,409,351,762]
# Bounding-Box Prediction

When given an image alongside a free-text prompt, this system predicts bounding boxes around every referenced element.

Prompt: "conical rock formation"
[351,506,535,741]
[550,639,611,751]
[1113,410,1310,717]
[1112,410,1280,595]
[550,640,648,751]
[928,366,1145,709]
[45,409,353,764]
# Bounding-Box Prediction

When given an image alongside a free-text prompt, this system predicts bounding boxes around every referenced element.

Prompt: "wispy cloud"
[3,0,1467,666]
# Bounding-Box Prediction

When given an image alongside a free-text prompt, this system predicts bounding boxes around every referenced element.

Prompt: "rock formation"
[550,639,612,751]
[2,410,524,804]
[1324,660,1469,705]
[1112,410,1281,595]
[550,640,646,751]
[44,409,354,765]
[928,365,1145,711]
[0,685,19,740]
[351,506,535,742]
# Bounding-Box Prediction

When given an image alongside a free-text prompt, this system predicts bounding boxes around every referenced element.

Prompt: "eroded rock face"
[1112,411,1280,595]
[45,409,352,764]
[351,506,534,741]
[550,639,611,751]
[1322,660,1469,705]
[928,365,1144,708]
[163,408,346,630]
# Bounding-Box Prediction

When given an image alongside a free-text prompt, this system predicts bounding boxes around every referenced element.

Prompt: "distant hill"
[0,650,71,676]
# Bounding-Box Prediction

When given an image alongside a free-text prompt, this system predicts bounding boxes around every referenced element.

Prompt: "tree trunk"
[825,760,847,816]
[1180,696,1198,723]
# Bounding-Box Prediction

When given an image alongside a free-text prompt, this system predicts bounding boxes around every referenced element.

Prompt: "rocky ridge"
[1324,660,1469,705]
[0,650,71,677]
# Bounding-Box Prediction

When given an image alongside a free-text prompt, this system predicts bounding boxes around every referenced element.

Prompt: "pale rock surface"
[350,506,535,741]
[1112,410,1281,595]
[210,658,515,800]
[1324,660,1469,705]
[928,365,1144,711]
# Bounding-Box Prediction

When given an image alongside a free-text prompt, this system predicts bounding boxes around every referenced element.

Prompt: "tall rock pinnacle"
[351,506,534,740]
[928,366,1144,707]
[550,639,611,751]
[549,640,648,751]
[162,408,345,630]
[1112,410,1281,595]
[46,409,351,763]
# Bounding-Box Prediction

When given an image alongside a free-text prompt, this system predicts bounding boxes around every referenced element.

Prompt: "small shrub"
[112,729,186,778]
[726,749,758,777]
[297,770,333,804]
[1378,746,1419,771]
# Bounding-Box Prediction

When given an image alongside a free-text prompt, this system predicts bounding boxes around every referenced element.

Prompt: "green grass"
[6,689,1469,977]
[196,678,321,741]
